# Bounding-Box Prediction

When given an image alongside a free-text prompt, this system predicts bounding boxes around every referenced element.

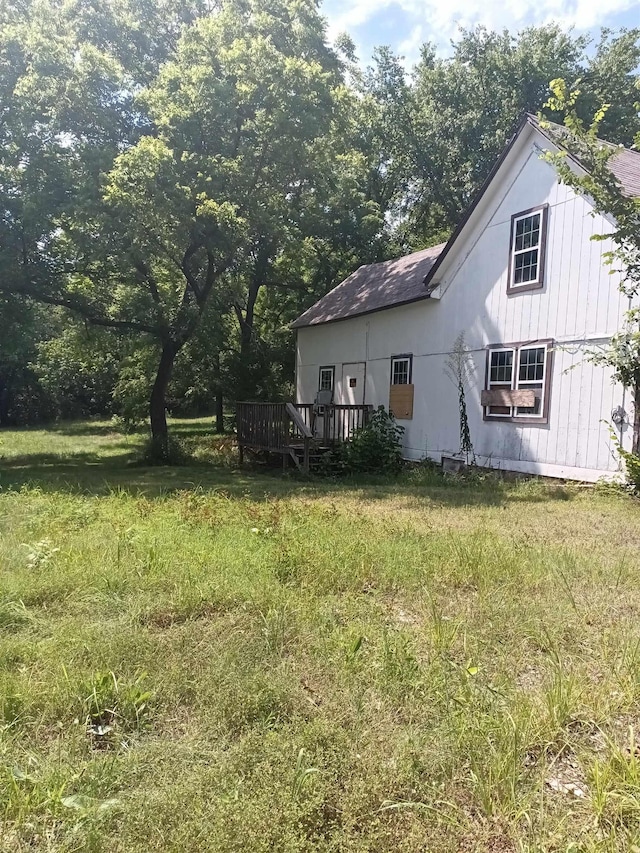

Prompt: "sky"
[321,0,640,67]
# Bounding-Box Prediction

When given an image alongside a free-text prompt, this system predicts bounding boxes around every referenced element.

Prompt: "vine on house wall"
[445,332,475,463]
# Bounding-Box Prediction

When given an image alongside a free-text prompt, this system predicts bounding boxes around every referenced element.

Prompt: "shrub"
[608,424,640,490]
[342,406,405,474]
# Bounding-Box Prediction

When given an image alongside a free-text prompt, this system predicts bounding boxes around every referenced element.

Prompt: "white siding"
[296,127,633,482]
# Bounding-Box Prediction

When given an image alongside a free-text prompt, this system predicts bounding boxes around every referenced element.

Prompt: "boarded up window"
[389,354,413,419]
[389,384,414,420]
[484,342,552,422]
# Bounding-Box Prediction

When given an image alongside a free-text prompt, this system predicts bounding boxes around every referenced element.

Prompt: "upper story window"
[391,355,412,385]
[318,366,334,391]
[508,205,548,294]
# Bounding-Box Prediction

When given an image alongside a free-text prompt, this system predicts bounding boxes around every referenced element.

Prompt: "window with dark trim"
[484,341,552,423]
[391,354,412,385]
[507,205,548,294]
[318,366,335,392]
[487,348,514,416]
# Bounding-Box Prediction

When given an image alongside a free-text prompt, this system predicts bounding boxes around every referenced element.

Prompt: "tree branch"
[4,282,160,335]
[181,243,203,301]
[133,259,162,305]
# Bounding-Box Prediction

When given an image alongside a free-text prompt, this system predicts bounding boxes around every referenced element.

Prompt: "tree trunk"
[215,394,224,434]
[0,373,9,426]
[234,241,271,400]
[239,279,259,360]
[150,341,178,454]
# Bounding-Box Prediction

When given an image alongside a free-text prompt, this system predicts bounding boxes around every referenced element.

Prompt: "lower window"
[318,366,334,392]
[484,341,552,422]
[391,355,412,385]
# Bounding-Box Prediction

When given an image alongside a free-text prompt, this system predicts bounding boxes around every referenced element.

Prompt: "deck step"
[284,443,334,473]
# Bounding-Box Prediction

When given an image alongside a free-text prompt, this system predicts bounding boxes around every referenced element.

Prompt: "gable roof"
[290,243,445,329]
[292,114,640,329]
[528,115,640,197]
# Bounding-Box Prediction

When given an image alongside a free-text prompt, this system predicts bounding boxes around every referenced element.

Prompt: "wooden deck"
[236,401,371,472]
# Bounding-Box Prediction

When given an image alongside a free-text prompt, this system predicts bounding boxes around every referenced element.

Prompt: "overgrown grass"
[1,420,640,851]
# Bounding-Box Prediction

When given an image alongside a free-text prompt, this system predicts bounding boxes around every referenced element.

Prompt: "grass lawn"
[1,419,640,851]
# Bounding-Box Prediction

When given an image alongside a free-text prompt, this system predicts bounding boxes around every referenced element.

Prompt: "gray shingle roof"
[290,243,446,329]
[529,114,640,197]
[609,147,640,198]
[293,114,640,330]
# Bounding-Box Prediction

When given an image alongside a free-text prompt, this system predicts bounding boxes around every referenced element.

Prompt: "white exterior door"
[338,362,366,406]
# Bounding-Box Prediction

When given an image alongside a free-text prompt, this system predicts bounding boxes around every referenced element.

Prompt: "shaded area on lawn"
[1,417,581,509]
[43,418,217,439]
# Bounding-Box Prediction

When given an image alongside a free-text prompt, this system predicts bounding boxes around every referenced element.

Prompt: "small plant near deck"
[342,406,404,473]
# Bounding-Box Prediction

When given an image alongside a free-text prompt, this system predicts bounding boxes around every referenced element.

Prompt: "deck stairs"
[285,441,332,472]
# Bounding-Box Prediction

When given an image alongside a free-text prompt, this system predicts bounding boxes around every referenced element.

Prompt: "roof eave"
[292,291,433,330]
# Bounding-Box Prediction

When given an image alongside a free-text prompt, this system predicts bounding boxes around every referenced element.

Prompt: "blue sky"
[321,0,640,67]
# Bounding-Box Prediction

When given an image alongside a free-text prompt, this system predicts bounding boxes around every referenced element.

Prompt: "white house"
[291,116,640,482]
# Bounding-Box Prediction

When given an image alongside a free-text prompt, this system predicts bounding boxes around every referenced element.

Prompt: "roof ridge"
[528,112,639,157]
[291,116,640,330]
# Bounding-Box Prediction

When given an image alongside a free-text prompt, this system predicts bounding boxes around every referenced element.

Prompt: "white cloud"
[325,0,640,65]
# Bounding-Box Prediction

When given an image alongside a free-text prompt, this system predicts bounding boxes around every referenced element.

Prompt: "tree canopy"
[1,2,638,444]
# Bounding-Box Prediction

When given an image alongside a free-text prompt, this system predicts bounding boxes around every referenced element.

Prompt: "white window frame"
[318,366,334,392]
[486,347,515,418]
[485,342,551,422]
[391,355,412,386]
[514,345,547,419]
[508,206,547,292]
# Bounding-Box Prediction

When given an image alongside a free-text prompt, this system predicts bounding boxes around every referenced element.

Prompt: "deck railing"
[236,402,290,454]
[236,401,372,466]
[293,403,370,444]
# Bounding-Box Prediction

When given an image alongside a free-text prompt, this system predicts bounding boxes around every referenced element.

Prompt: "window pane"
[518,348,545,382]
[515,383,542,416]
[490,350,513,384]
[515,213,541,251]
[392,358,410,385]
[514,249,539,284]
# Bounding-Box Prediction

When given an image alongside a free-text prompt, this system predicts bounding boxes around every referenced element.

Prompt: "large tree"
[0,0,346,451]
[359,25,640,248]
